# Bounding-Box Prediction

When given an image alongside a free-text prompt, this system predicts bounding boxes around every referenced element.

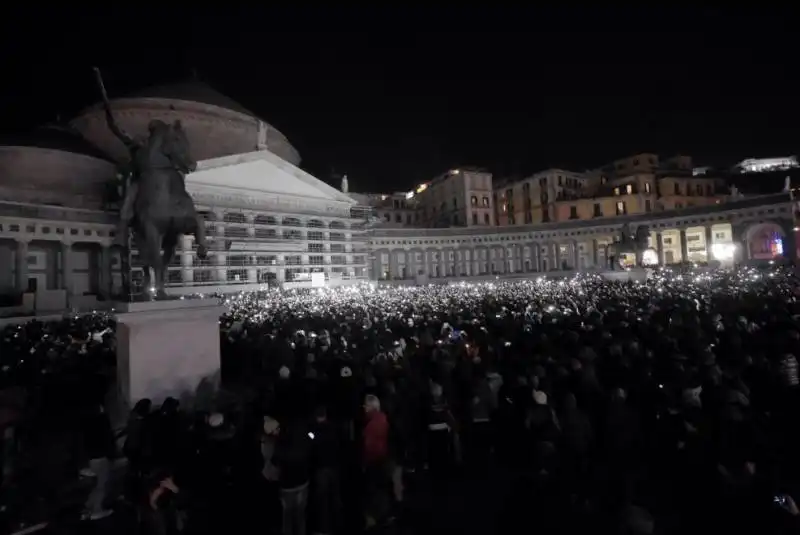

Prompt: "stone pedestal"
[114,299,224,409]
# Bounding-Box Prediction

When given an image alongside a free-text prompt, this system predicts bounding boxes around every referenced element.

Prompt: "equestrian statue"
[606,223,650,269]
[93,68,208,299]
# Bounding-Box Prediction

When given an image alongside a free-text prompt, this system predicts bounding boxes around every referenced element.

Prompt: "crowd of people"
[3,265,800,534]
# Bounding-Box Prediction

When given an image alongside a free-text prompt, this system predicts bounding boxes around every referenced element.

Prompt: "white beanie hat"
[279,366,291,379]
[340,366,352,378]
[533,390,548,406]
[208,412,225,428]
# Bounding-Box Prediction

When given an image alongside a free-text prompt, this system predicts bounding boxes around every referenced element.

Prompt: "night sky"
[1,6,796,192]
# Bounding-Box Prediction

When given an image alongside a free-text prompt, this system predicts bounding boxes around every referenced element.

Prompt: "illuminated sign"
[405,191,415,200]
[416,184,428,194]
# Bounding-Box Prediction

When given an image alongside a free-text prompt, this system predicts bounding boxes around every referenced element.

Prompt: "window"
[525,211,532,223]
[484,213,490,224]
[471,196,478,206]
[482,196,489,207]
[558,176,563,186]
[626,184,633,195]
[645,199,652,212]
[542,208,550,223]
[593,203,602,217]
[384,213,390,222]
[715,232,725,239]
[614,187,620,196]
[696,184,702,195]
[706,184,713,196]
[569,206,578,219]
[616,201,626,215]
[395,214,402,223]
[406,214,412,224]
[674,183,680,195]
[645,182,651,194]
[452,197,457,208]
[472,213,478,225]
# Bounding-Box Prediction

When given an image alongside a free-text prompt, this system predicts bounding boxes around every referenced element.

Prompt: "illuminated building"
[736,157,798,174]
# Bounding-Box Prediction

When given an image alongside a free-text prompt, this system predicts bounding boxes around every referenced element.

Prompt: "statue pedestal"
[114,299,224,410]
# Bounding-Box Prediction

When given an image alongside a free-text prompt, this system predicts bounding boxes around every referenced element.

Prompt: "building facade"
[370,193,797,281]
[406,168,494,228]
[494,154,727,228]
[0,83,369,311]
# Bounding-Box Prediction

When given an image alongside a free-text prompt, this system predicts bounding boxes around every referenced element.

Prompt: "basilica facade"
[0,83,369,312]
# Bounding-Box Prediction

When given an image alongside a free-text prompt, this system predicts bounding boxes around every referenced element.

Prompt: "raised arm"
[93,67,135,149]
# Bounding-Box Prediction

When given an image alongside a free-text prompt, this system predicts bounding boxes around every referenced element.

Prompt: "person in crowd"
[81,402,117,521]
[309,405,341,535]
[362,394,391,529]
[273,414,312,535]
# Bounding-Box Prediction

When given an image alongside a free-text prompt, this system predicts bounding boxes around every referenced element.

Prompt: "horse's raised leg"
[159,232,179,299]
[192,213,208,260]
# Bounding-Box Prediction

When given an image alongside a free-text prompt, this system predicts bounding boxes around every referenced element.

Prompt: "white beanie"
[263,416,279,435]
[279,366,291,379]
[340,366,352,378]
[533,390,548,406]
[208,412,225,428]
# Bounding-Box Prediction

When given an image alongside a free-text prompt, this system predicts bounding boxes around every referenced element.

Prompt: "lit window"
[614,187,620,196]
[626,184,633,194]
[645,183,651,194]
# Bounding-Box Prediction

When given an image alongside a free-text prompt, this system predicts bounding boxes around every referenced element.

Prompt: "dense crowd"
[3,266,800,534]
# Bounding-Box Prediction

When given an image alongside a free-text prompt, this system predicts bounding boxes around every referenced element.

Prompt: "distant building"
[348,191,415,227]
[405,168,494,228]
[735,157,798,174]
[494,154,725,227]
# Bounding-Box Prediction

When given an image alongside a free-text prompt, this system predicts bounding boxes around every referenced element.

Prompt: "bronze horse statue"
[131,120,208,298]
[94,68,208,299]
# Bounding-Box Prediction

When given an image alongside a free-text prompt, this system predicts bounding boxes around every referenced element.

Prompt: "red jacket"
[363,410,389,464]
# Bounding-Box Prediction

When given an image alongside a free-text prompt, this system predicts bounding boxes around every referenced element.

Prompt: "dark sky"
[1,6,796,192]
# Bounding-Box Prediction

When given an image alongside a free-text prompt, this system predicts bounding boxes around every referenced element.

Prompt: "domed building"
[71,81,301,165]
[0,83,370,312]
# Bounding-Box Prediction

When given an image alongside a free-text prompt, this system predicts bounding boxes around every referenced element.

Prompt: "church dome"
[5,124,114,162]
[69,81,301,166]
[0,124,117,209]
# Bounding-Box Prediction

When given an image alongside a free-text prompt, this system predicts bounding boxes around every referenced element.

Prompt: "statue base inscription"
[114,299,224,409]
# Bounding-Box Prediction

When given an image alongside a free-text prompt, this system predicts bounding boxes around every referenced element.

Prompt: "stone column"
[215,253,227,283]
[656,233,664,266]
[181,235,194,285]
[60,242,73,294]
[371,253,382,280]
[732,223,749,263]
[15,240,29,292]
[571,240,579,270]
[247,256,258,284]
[530,242,540,272]
[680,229,689,263]
[99,245,112,299]
[389,250,399,279]
[705,226,714,262]
[553,242,561,271]
[591,239,599,268]
[780,220,798,261]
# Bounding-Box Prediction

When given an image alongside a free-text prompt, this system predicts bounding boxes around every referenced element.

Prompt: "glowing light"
[711,243,736,261]
[642,249,659,266]
[416,184,428,194]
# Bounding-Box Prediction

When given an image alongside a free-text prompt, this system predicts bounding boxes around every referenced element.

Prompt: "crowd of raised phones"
[2,266,800,535]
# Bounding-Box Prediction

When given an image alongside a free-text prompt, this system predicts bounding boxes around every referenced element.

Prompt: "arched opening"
[745,222,786,260]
